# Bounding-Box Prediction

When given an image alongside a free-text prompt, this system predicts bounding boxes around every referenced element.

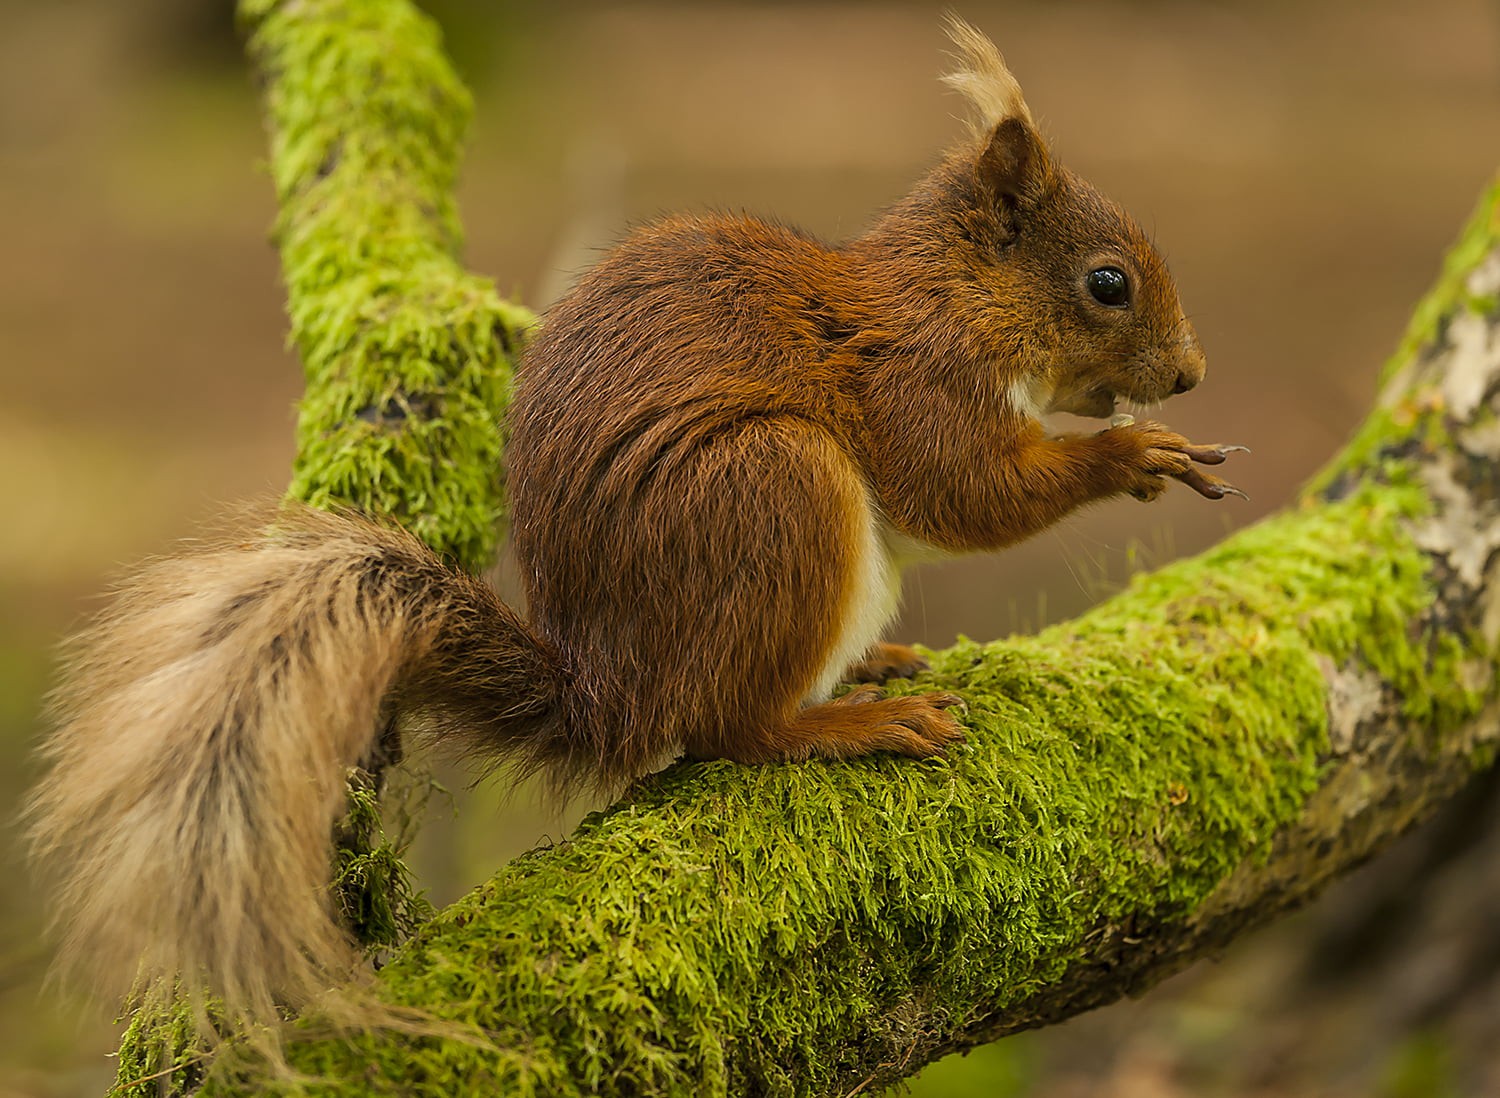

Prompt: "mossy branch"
[123,1,1500,1094]
[240,0,534,572]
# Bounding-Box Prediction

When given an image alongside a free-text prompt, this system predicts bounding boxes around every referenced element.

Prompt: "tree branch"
[121,1,1500,1094]
[241,0,533,572]
[233,0,539,971]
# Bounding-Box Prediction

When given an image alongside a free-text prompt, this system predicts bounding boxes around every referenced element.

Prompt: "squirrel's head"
[939,18,1206,419]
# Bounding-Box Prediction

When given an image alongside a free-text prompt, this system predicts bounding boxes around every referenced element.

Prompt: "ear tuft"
[940,14,1035,136]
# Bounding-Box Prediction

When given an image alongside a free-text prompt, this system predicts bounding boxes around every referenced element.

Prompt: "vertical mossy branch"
[235,0,532,961]
[240,0,535,571]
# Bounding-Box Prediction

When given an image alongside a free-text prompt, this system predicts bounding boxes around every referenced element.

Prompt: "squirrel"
[29,18,1243,1037]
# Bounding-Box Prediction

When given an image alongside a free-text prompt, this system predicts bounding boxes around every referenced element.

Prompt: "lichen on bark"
[112,0,1500,1094]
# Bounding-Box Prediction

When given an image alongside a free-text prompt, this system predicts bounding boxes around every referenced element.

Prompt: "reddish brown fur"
[30,22,1237,1037]
[847,643,931,683]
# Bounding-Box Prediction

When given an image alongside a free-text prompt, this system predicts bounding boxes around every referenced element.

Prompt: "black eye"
[1086,266,1129,307]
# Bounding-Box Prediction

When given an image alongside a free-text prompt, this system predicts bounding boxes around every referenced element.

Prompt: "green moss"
[330,771,436,954]
[114,997,214,1097]
[181,472,1488,1097]
[240,0,536,572]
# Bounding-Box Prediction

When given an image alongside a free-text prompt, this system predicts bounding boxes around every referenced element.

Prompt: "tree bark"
[116,1,1500,1094]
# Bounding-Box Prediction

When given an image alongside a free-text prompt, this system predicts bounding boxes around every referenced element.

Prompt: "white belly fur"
[803,492,943,704]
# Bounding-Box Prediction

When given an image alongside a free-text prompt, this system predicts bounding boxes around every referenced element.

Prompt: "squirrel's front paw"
[1106,421,1248,502]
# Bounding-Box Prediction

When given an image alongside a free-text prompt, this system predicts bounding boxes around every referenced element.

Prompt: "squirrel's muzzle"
[1172,326,1207,394]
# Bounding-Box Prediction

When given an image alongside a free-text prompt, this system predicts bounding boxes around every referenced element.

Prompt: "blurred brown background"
[2,1,1497,1095]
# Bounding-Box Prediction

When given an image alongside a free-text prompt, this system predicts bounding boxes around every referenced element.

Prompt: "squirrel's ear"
[976,117,1052,206]
[941,18,1053,207]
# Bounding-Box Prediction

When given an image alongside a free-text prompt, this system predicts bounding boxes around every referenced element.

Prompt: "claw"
[836,684,885,705]
[1180,442,1251,466]
[1175,466,1249,501]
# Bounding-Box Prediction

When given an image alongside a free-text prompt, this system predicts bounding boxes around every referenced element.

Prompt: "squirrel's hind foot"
[844,642,930,684]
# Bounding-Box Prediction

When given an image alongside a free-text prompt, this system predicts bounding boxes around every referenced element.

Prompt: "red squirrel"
[30,19,1243,1034]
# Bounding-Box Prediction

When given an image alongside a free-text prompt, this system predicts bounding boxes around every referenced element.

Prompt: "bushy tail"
[28,505,563,1032]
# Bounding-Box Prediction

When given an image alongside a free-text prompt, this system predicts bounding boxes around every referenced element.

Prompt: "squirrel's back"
[509,214,869,727]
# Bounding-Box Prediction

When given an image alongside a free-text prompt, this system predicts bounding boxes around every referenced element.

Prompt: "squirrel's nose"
[1173,326,1207,394]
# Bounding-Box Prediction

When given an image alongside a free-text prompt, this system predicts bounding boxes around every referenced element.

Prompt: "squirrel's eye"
[1086,266,1129,307]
